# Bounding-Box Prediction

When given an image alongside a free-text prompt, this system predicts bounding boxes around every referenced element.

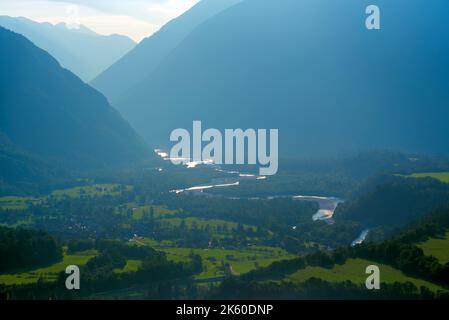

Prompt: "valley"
[1,0,449,302]
[2,151,449,299]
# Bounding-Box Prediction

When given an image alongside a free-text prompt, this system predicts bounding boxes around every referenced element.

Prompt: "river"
[156,149,366,244]
[351,229,370,247]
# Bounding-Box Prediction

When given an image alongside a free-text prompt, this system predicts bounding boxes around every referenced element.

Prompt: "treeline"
[67,238,203,282]
[350,206,449,287]
[281,151,449,181]
[206,172,357,199]
[281,220,362,254]
[236,250,344,283]
[28,196,134,239]
[213,206,449,299]
[74,247,202,297]
[157,194,363,250]
[212,247,449,299]
[352,242,448,286]
[67,238,159,258]
[130,210,270,249]
[0,226,62,273]
[212,277,448,300]
[162,195,318,229]
[3,239,202,300]
[241,235,449,290]
[338,174,449,226]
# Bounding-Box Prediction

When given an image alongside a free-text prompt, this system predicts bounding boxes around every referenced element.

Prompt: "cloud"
[0,0,200,41]
[46,0,200,24]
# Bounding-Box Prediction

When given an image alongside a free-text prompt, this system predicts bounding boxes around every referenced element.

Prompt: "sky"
[0,0,200,42]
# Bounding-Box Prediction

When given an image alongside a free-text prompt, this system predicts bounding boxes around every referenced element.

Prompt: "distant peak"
[55,22,90,33]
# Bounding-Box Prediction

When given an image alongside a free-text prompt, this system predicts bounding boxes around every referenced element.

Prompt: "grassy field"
[402,172,449,183]
[130,237,292,280]
[0,251,96,285]
[137,238,176,248]
[114,260,142,273]
[163,246,294,280]
[2,216,34,228]
[418,232,449,265]
[285,258,446,292]
[0,184,132,211]
[127,204,179,220]
[50,184,131,199]
[0,196,41,210]
[159,217,257,235]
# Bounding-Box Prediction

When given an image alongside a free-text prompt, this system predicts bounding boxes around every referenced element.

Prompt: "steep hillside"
[116,0,449,157]
[91,0,241,102]
[0,27,149,176]
[0,16,135,82]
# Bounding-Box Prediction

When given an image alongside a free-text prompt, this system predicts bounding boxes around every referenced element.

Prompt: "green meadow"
[0,251,96,285]
[163,246,294,280]
[127,203,179,220]
[50,184,130,199]
[159,217,257,235]
[137,238,176,248]
[0,196,41,210]
[0,184,133,211]
[401,172,449,183]
[285,258,446,292]
[130,237,294,280]
[418,232,449,265]
[114,260,142,273]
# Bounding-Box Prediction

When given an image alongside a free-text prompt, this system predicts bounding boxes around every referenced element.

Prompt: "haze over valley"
[1,0,449,301]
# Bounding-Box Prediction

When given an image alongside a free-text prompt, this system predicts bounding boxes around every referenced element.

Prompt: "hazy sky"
[0,0,200,42]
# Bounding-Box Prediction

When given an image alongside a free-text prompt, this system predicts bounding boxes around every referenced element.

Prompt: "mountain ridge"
[115,0,449,157]
[0,26,150,184]
[0,15,136,82]
[91,0,241,103]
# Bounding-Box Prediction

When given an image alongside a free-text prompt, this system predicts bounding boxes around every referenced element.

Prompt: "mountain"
[0,130,58,194]
[0,27,149,179]
[0,16,135,82]
[91,0,241,103]
[338,175,449,227]
[115,0,449,157]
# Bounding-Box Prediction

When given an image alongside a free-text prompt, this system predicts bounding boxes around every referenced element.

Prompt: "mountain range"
[0,16,136,82]
[0,26,149,189]
[104,0,449,158]
[91,0,241,103]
